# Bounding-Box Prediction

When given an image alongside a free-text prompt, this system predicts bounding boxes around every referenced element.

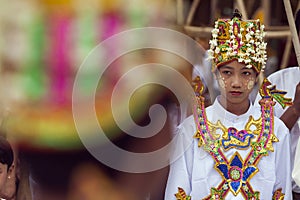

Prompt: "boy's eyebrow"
[219,65,234,70]
[241,66,254,70]
[220,65,252,70]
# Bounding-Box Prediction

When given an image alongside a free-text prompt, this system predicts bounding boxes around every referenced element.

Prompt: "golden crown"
[207,10,267,73]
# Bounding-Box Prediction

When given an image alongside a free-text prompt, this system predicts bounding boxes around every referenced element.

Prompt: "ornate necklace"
[175,78,292,200]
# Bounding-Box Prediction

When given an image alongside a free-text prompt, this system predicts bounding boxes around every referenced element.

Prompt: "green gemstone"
[230,169,241,180]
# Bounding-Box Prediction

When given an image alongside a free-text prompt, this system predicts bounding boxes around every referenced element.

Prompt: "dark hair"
[232,9,242,20]
[0,136,13,170]
[296,9,300,35]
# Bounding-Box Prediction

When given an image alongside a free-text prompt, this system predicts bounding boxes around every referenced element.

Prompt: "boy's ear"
[7,164,14,178]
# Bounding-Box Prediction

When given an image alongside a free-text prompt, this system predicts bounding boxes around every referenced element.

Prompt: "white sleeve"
[164,124,194,200]
[293,138,300,187]
[274,118,293,199]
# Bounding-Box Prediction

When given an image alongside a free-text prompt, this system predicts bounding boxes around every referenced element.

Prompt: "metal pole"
[283,0,300,67]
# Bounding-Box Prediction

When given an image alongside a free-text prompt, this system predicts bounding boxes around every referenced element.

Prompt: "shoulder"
[268,66,299,78]
[176,104,216,138]
[268,66,300,87]
[176,115,196,137]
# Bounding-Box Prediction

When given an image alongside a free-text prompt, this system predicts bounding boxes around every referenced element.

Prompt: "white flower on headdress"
[233,46,239,51]
[212,28,219,35]
[244,59,251,64]
[260,42,267,49]
[238,58,244,63]
[245,33,252,41]
[207,51,215,61]
[263,54,267,61]
[209,39,218,48]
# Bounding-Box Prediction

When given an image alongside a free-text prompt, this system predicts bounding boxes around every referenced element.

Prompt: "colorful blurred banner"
[0,0,177,150]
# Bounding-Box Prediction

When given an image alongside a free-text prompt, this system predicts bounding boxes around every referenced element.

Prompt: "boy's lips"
[230,91,242,95]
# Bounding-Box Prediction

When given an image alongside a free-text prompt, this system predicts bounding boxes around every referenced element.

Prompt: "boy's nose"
[230,75,242,88]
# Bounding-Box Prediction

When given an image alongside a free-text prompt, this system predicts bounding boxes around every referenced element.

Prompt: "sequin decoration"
[222,128,254,150]
[175,187,192,200]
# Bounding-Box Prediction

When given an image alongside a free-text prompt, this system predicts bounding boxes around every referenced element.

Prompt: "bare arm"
[280,82,300,130]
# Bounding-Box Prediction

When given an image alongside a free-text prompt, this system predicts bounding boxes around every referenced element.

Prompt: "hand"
[292,82,300,117]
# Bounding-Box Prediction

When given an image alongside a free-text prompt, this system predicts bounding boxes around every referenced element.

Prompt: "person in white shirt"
[293,122,300,192]
[0,136,15,200]
[253,9,300,199]
[164,9,292,200]
[291,10,300,199]
[254,67,300,199]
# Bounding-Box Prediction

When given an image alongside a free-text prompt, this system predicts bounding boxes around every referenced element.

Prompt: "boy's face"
[0,163,8,191]
[215,60,257,106]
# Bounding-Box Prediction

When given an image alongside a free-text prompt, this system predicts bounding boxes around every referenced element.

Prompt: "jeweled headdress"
[207,9,267,73]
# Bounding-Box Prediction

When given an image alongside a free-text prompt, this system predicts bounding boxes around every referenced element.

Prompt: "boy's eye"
[242,71,252,76]
[222,70,232,75]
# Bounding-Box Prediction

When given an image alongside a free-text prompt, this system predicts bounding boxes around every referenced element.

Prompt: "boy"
[0,136,14,195]
[164,10,292,199]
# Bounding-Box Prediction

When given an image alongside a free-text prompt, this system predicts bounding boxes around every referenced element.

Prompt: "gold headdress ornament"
[208,9,267,73]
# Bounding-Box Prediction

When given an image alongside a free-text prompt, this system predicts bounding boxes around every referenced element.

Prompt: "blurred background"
[0,0,299,200]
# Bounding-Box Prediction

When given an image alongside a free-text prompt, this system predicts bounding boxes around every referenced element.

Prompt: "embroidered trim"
[175,187,191,200]
[272,188,285,200]
[221,128,254,150]
[259,78,293,109]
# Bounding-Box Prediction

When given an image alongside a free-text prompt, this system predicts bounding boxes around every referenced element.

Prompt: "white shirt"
[165,98,292,199]
[293,130,300,187]
[254,66,300,192]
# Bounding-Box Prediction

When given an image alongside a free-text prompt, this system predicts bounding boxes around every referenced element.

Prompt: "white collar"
[211,96,256,123]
